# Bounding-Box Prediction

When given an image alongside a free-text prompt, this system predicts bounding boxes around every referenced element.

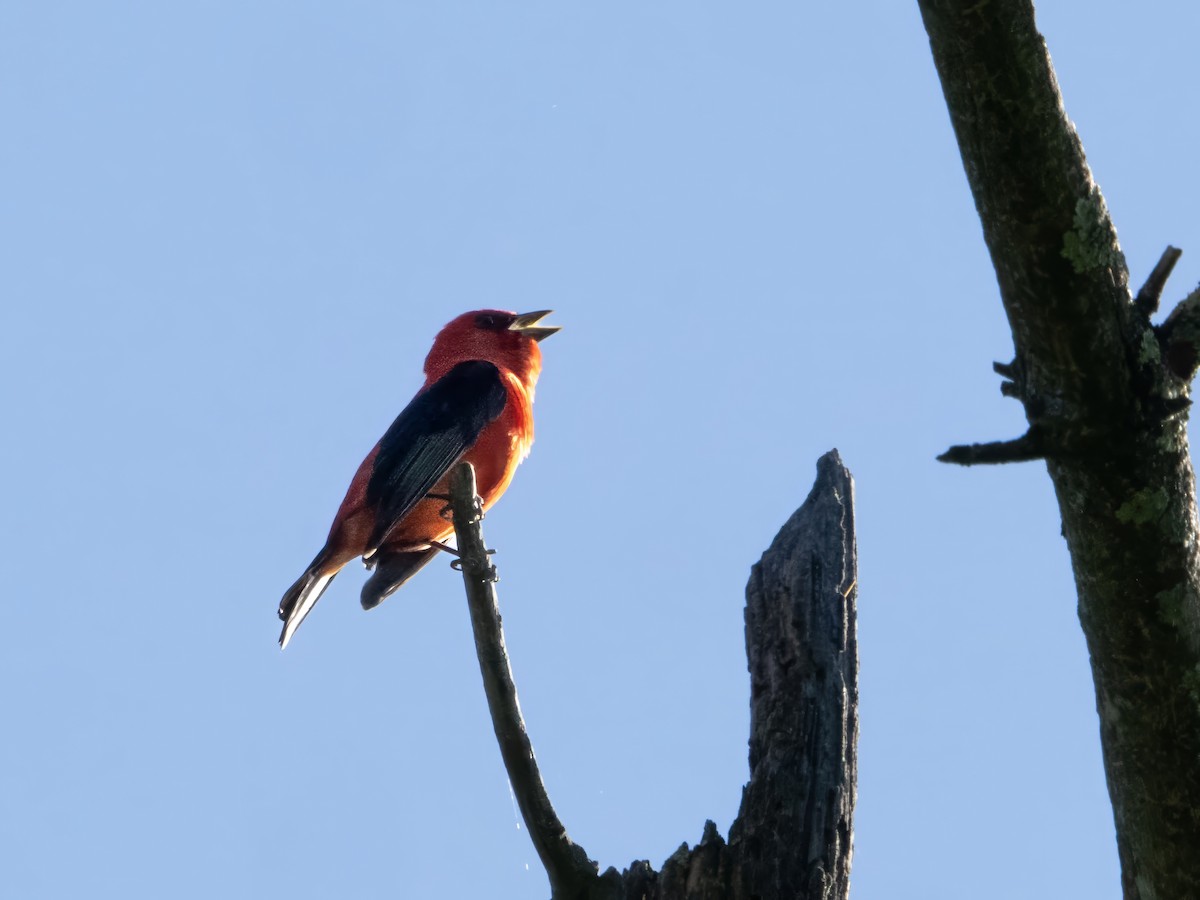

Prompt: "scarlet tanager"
[277,309,559,649]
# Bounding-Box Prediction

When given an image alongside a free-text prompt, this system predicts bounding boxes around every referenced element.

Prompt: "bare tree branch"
[938,429,1046,466]
[447,463,612,900]
[918,2,1200,897]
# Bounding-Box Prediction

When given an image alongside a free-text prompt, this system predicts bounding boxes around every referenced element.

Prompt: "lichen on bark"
[919,1,1200,896]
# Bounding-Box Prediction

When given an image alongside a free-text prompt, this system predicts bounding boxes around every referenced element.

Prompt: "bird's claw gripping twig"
[449,557,499,582]
[428,539,496,558]
[423,492,456,520]
[426,491,485,522]
[428,539,498,581]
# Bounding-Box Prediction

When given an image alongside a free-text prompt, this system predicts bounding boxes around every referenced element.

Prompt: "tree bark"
[728,449,857,899]
[918,3,1200,897]
[449,451,858,899]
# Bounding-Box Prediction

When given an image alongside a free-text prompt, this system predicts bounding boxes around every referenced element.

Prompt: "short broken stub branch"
[937,243,1198,467]
[938,429,1047,467]
[448,454,858,900]
[1134,245,1182,320]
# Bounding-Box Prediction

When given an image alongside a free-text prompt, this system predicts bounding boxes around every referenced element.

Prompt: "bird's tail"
[360,546,441,611]
[278,560,338,650]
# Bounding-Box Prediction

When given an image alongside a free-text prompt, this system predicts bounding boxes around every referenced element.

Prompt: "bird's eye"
[474,313,512,330]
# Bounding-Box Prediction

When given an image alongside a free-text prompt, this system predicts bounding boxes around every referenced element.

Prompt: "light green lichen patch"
[1061,190,1123,275]
[1156,584,1190,629]
[1156,432,1180,453]
[1156,414,1194,458]
[1183,662,1200,707]
[1137,328,1163,366]
[1115,487,1170,525]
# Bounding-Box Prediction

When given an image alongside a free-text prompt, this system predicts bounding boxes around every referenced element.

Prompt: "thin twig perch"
[447,463,607,899]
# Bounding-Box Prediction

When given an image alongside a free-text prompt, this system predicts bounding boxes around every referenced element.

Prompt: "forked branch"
[448,452,858,900]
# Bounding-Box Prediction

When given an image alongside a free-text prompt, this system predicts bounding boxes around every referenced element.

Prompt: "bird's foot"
[427,492,486,522]
[424,492,457,521]
[427,539,497,557]
[448,553,499,582]
[429,539,497,578]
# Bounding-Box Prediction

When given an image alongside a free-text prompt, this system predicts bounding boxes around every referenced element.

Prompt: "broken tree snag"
[919,2,1200,898]
[731,449,857,900]
[446,463,608,900]
[616,450,859,900]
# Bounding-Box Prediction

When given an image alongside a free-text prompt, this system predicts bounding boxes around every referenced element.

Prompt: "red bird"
[277,309,559,649]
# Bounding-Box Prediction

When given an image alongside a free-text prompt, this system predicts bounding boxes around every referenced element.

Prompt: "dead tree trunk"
[448,451,858,899]
[917,3,1200,897]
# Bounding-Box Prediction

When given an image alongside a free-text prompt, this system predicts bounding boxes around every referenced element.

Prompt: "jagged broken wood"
[447,452,858,900]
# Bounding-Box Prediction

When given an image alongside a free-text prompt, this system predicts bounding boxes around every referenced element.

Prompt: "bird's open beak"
[509,310,561,342]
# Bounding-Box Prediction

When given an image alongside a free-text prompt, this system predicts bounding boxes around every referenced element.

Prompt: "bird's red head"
[424,309,560,388]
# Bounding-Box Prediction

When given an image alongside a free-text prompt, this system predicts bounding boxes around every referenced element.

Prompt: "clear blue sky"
[3,2,1196,898]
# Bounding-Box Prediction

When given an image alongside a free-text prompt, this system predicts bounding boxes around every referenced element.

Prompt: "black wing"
[364,360,507,552]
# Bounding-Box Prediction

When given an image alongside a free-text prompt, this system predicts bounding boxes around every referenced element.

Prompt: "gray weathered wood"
[730,449,857,899]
